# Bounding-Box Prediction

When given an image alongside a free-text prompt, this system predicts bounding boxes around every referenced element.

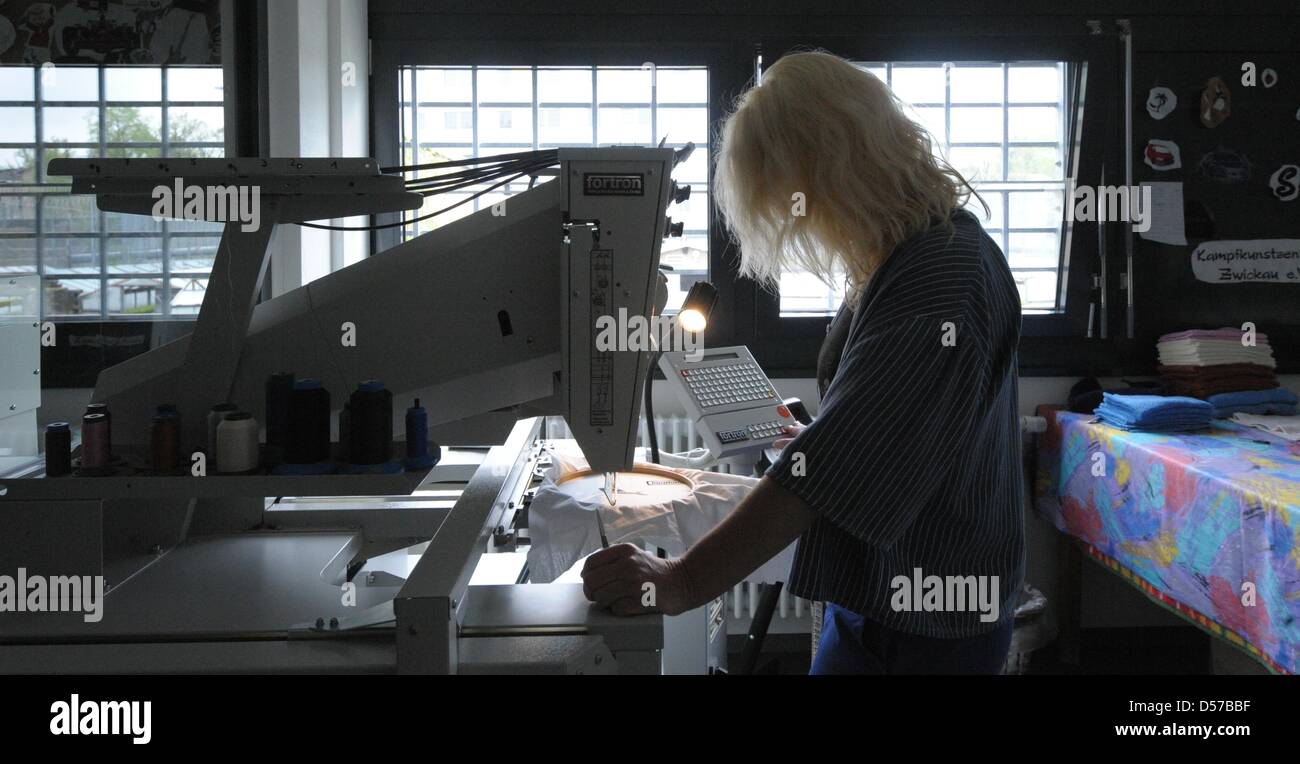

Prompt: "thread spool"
[405,398,436,469]
[85,402,111,457]
[80,413,110,471]
[156,404,182,462]
[285,379,330,464]
[338,402,351,460]
[149,414,180,471]
[216,412,260,473]
[348,380,392,465]
[265,372,295,448]
[45,422,72,477]
[207,403,238,466]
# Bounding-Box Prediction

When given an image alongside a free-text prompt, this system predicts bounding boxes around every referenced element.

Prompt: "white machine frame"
[0,148,698,674]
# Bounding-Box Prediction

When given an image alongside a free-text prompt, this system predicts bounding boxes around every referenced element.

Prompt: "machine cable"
[296,150,560,232]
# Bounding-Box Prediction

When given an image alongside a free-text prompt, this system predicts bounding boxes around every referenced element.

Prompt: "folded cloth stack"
[1157,328,1279,397]
[1067,377,1167,414]
[1094,392,1213,432]
[1231,413,1300,442]
[1158,363,1278,398]
[1207,387,1299,417]
[1157,328,1278,367]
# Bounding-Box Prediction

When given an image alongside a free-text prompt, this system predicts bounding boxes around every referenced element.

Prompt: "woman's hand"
[581,543,694,616]
[773,423,807,450]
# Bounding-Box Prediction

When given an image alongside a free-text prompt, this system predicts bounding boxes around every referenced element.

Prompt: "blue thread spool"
[405,398,437,469]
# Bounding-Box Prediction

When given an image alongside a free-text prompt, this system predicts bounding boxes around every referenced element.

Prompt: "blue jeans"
[810,603,1014,675]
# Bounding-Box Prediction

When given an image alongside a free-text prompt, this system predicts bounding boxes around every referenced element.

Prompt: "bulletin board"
[1131,51,1300,371]
[0,0,220,66]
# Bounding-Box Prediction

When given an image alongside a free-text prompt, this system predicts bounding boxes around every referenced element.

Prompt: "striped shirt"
[767,209,1025,638]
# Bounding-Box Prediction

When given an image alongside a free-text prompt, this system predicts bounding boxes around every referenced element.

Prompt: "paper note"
[1190,239,1300,283]
[1139,181,1186,245]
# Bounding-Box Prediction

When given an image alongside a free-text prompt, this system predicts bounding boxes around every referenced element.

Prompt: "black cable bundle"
[297,150,559,232]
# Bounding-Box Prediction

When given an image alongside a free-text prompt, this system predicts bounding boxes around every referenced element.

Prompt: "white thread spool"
[216,412,260,473]
[207,402,238,467]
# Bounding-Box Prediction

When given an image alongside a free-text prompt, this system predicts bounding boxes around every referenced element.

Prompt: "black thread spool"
[85,402,111,457]
[348,380,392,465]
[265,372,295,448]
[45,422,72,477]
[81,413,110,470]
[150,413,180,471]
[338,401,351,461]
[285,379,330,464]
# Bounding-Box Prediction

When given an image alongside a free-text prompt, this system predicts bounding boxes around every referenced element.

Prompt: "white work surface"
[0,531,392,640]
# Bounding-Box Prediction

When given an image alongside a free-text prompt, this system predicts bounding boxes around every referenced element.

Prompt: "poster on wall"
[1190,239,1300,284]
[0,0,219,65]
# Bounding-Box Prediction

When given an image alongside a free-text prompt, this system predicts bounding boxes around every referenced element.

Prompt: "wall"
[265,0,371,296]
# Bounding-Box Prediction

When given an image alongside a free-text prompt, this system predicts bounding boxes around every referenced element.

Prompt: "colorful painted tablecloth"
[1034,407,1300,674]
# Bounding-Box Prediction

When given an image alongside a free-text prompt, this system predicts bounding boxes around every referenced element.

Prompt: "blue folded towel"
[1094,393,1213,432]
[1207,387,1299,418]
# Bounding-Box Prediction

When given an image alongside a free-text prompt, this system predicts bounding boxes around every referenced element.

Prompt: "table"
[1034,407,1300,674]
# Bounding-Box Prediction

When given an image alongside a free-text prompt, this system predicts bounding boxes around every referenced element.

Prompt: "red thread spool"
[81,413,111,470]
[85,402,111,456]
[150,414,180,471]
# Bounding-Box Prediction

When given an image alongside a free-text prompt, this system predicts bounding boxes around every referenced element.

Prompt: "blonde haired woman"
[582,51,1024,674]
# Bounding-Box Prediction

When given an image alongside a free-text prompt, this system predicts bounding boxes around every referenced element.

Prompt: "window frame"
[749,34,1126,376]
[369,29,1126,379]
[0,64,227,322]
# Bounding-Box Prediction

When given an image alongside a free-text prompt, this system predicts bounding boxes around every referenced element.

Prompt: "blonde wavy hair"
[714,51,983,301]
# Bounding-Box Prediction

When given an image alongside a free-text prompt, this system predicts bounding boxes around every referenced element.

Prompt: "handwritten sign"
[1190,239,1300,284]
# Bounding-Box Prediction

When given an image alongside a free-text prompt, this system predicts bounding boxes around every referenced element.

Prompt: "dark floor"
[730,626,1220,675]
[1027,626,1213,675]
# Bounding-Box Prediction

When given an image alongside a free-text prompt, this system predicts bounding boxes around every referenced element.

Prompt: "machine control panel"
[659,345,796,459]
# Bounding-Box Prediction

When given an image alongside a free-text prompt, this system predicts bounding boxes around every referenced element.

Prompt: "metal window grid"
[780,60,1071,316]
[0,65,225,321]
[398,65,709,248]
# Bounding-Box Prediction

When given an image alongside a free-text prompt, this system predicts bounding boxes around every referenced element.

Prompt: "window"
[777,61,1070,316]
[398,65,710,310]
[0,65,225,320]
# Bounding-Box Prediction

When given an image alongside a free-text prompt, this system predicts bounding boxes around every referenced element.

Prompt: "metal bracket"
[289,600,395,638]
[562,217,601,246]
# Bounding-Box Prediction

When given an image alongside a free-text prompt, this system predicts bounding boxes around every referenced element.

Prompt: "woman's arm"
[581,476,815,615]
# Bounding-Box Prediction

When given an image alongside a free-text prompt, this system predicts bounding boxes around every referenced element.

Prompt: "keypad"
[682,363,777,409]
[746,420,786,440]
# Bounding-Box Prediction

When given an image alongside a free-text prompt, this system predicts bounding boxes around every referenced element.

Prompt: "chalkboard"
[1131,50,1300,372]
